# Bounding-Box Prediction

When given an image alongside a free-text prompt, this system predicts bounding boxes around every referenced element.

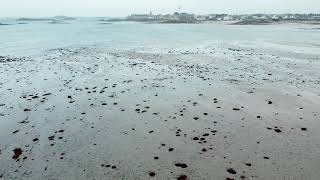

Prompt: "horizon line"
[1,12,320,18]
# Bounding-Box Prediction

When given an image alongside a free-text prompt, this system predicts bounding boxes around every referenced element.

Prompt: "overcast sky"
[0,0,319,17]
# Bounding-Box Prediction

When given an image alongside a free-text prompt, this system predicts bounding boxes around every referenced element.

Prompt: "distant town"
[108,12,320,25]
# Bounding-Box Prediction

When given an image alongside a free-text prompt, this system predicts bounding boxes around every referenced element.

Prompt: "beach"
[0,21,320,180]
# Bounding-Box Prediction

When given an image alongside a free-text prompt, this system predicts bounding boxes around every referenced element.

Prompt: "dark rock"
[12,148,22,159]
[226,168,237,174]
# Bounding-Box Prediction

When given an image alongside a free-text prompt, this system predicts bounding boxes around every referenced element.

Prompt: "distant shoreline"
[120,12,320,25]
[1,15,319,26]
[106,19,320,25]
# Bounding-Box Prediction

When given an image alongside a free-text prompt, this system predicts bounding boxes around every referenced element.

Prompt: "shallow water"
[1,17,320,56]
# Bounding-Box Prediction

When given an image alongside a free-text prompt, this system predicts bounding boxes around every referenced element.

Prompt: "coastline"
[142,19,320,25]
[1,16,319,26]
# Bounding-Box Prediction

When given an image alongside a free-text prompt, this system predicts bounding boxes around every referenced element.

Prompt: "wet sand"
[0,44,320,180]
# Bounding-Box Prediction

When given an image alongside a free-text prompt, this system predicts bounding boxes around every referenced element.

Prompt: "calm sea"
[0,17,320,56]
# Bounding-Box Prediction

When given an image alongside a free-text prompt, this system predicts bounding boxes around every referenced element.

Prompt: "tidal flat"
[0,21,320,180]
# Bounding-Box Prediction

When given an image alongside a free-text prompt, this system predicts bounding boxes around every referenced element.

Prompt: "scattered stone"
[149,172,156,177]
[48,135,55,141]
[12,148,22,159]
[177,175,187,180]
[175,163,188,168]
[274,128,282,133]
[226,168,237,174]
